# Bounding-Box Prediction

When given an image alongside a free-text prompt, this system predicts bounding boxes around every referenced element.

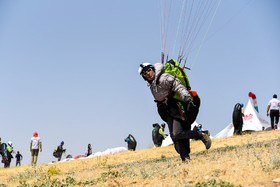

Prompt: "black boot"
[199,132,211,149]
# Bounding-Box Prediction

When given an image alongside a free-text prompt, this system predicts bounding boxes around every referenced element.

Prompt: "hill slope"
[0,130,279,186]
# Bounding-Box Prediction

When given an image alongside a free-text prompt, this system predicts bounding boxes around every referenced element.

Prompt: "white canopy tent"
[214,100,270,139]
[213,123,234,139]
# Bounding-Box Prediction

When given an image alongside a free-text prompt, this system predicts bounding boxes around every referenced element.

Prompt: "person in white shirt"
[267,94,280,130]
[30,132,42,166]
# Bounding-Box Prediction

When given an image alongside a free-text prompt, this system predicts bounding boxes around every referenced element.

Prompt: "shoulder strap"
[169,59,191,90]
[156,71,164,85]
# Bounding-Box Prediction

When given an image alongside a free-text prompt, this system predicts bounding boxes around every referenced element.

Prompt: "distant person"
[0,141,8,167]
[0,137,2,161]
[30,132,42,166]
[124,134,137,151]
[267,94,280,130]
[15,151,23,166]
[53,141,66,161]
[6,141,14,168]
[85,144,92,157]
[232,103,244,135]
[152,123,168,147]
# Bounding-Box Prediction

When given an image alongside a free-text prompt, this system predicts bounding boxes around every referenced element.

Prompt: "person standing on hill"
[232,103,244,135]
[152,123,168,147]
[124,134,137,151]
[267,94,280,130]
[85,144,92,157]
[15,151,23,166]
[30,132,42,166]
[138,62,211,161]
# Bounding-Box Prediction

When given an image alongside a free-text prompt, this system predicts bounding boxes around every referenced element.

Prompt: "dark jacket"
[56,145,65,153]
[15,153,23,161]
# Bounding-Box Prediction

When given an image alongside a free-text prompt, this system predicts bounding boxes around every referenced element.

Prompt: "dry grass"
[0,130,279,186]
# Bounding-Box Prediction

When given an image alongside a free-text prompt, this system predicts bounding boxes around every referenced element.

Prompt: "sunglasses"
[143,68,152,76]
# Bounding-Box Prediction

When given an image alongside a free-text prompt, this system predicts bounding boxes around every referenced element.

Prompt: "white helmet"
[138,62,154,75]
[8,141,12,146]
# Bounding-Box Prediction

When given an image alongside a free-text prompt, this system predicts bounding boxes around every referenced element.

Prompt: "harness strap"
[176,102,185,121]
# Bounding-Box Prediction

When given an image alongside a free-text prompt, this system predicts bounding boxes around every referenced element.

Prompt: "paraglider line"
[190,0,221,73]
[172,0,186,58]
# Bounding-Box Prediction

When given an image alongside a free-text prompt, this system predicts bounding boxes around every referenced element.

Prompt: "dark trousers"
[31,149,39,156]
[270,110,279,129]
[16,161,21,166]
[167,116,200,161]
[58,154,62,161]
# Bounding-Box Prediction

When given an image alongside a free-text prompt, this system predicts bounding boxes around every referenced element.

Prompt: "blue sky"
[0,0,279,165]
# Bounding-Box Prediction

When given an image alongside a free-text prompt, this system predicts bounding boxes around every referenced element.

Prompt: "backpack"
[152,124,160,143]
[156,59,200,124]
[127,134,137,150]
[234,103,242,112]
[152,123,164,146]
[0,143,8,163]
[53,147,60,158]
[156,59,196,102]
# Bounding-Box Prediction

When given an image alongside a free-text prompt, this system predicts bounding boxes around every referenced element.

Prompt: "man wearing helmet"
[139,62,211,161]
[232,103,244,135]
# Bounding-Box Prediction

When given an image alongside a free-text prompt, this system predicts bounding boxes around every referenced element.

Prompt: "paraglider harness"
[155,59,200,122]
[152,123,165,147]
[126,134,137,151]
[0,143,8,165]
[53,146,66,158]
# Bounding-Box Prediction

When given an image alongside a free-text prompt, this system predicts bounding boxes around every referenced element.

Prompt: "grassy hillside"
[0,130,279,186]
